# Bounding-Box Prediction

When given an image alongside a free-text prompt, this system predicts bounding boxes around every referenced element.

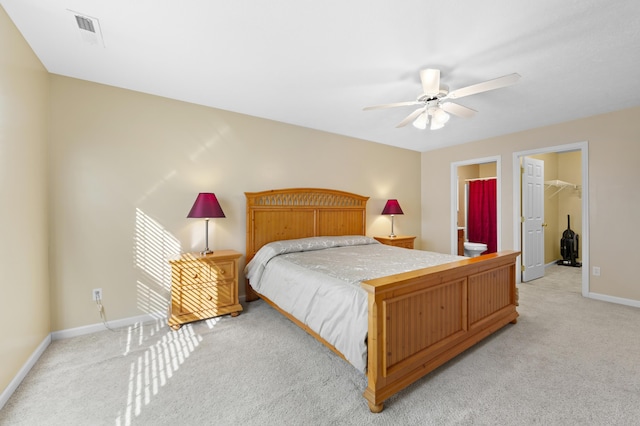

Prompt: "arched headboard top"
[245,188,369,263]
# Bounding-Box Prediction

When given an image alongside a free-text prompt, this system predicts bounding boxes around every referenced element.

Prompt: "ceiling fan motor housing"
[418,85,449,102]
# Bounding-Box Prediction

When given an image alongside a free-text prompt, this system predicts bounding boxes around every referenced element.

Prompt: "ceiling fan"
[364,69,521,130]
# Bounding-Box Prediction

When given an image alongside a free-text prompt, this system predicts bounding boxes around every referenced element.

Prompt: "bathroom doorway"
[513,142,589,294]
[450,156,501,257]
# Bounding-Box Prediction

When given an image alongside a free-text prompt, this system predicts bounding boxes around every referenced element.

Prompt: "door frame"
[512,141,589,295]
[450,155,501,256]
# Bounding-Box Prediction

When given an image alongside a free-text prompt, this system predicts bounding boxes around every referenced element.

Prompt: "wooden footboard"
[361,250,519,413]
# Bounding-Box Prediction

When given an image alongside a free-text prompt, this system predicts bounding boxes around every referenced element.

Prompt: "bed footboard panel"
[382,278,468,376]
[362,251,519,411]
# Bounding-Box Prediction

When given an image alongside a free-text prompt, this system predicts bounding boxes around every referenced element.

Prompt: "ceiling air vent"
[68,10,104,47]
[75,15,96,33]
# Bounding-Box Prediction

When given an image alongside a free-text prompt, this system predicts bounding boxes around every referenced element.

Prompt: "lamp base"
[200,249,213,255]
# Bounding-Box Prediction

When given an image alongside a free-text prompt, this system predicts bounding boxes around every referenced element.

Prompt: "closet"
[530,152,582,264]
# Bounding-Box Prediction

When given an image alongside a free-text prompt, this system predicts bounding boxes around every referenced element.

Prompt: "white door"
[522,157,545,282]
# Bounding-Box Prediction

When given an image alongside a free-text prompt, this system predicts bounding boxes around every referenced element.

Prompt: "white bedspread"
[244,236,464,373]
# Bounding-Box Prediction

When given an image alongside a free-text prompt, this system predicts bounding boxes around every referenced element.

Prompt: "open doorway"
[513,142,589,295]
[450,156,501,257]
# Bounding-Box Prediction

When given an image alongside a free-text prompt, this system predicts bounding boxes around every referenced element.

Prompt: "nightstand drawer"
[209,260,236,280]
[173,284,205,316]
[201,282,234,310]
[174,282,234,315]
[176,263,211,285]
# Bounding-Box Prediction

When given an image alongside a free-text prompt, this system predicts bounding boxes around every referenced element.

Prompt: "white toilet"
[464,242,488,258]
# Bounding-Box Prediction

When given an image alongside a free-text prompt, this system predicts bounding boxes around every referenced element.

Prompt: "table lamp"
[381,199,403,238]
[187,193,225,254]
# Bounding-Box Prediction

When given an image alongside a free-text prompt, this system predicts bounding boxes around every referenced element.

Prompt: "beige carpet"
[2,265,639,425]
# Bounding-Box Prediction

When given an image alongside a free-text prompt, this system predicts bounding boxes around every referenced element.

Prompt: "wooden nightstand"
[373,235,416,249]
[168,250,242,330]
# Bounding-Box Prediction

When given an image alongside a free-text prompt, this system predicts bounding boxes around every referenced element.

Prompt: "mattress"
[244,236,464,372]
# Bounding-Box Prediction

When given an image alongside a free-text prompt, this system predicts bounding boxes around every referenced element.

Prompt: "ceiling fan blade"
[396,107,426,128]
[447,73,521,99]
[440,102,477,118]
[363,101,420,111]
[420,69,440,97]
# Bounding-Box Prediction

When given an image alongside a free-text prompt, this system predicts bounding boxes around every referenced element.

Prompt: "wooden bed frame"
[245,188,519,412]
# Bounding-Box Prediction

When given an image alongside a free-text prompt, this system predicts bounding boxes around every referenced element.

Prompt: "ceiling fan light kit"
[365,69,520,131]
[412,112,429,129]
[412,107,450,130]
[432,107,450,127]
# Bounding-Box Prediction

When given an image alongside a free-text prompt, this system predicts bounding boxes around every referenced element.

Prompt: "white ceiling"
[3,0,640,152]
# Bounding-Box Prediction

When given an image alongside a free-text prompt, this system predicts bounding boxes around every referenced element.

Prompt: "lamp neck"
[202,218,212,255]
[389,215,396,238]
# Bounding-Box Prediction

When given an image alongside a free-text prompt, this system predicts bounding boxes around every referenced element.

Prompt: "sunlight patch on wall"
[134,208,181,317]
[188,124,232,163]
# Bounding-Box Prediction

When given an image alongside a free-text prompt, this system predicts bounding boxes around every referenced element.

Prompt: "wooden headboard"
[245,188,369,264]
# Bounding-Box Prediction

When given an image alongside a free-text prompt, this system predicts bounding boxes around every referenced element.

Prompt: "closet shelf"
[544,180,581,197]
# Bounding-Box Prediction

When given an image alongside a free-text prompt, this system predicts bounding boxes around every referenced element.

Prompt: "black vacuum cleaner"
[557,214,581,267]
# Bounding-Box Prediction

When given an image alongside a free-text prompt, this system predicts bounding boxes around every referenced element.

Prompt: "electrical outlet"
[92,288,102,302]
[592,266,601,276]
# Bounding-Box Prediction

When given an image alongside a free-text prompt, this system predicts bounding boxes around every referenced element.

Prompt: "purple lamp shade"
[381,199,404,216]
[187,193,226,218]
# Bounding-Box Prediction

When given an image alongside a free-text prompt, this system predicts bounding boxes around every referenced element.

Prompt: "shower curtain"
[467,178,497,254]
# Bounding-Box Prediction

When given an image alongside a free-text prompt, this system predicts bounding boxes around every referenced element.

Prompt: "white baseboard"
[587,292,640,309]
[51,312,165,340]
[50,296,247,340]
[0,334,51,411]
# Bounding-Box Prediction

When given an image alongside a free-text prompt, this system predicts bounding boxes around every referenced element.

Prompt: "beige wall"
[48,75,422,331]
[0,7,50,396]
[422,106,640,301]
